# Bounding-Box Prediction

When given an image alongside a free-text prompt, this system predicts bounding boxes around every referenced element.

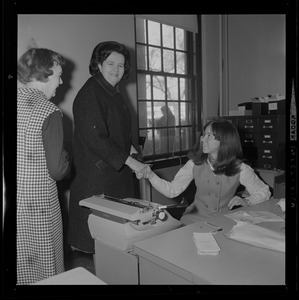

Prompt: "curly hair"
[17,48,65,84]
[89,41,130,79]
[188,118,243,176]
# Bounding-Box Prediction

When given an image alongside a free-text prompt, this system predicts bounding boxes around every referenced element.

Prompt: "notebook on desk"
[193,232,221,255]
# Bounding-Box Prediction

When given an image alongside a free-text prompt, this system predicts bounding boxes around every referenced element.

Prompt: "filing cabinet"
[221,115,285,170]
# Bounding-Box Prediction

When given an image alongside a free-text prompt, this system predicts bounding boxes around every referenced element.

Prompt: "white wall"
[201,15,221,123]
[18,14,137,142]
[201,14,286,119]
[227,14,286,110]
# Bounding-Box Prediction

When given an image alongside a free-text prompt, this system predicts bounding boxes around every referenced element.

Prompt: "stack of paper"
[226,221,285,253]
[193,232,221,255]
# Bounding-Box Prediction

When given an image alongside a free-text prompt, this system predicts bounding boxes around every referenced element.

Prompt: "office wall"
[201,14,286,119]
[18,14,137,143]
[227,14,286,110]
[201,15,221,122]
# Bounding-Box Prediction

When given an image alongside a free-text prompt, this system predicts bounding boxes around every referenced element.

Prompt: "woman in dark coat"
[68,41,145,253]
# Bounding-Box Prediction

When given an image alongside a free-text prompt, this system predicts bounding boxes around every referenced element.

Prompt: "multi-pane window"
[135,17,198,160]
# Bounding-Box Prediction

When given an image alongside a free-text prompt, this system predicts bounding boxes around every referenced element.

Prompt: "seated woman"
[138,118,271,225]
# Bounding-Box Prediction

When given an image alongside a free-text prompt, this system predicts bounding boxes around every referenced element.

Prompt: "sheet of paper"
[226,221,285,253]
[193,232,221,255]
[224,210,284,224]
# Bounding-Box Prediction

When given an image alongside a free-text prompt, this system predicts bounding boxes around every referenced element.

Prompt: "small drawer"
[258,148,276,161]
[258,133,277,147]
[238,118,258,132]
[256,161,276,170]
[239,132,258,147]
[258,117,278,132]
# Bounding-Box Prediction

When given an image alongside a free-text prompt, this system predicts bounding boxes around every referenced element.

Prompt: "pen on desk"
[204,221,222,231]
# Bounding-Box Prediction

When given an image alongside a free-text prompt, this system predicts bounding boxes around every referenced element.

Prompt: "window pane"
[180,78,188,100]
[176,51,187,74]
[153,76,165,100]
[180,102,192,125]
[140,129,154,156]
[136,18,146,43]
[176,28,186,50]
[166,77,178,100]
[181,127,193,151]
[162,24,174,48]
[173,128,181,152]
[153,102,165,125]
[148,20,161,46]
[163,49,174,73]
[138,101,153,128]
[137,45,147,70]
[148,46,161,72]
[137,74,151,100]
[168,102,179,126]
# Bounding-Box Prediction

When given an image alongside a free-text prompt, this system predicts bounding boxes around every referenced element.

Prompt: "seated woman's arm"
[148,160,195,198]
[239,163,271,205]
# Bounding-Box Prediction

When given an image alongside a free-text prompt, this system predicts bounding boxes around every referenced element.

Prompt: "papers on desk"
[193,232,221,255]
[226,221,285,253]
[224,210,284,224]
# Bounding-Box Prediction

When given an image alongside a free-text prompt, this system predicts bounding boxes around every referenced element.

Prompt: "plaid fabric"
[17,88,64,285]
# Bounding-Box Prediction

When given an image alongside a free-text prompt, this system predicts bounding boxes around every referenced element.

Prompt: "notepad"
[193,232,221,255]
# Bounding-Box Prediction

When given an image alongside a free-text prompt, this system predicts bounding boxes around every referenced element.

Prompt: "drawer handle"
[262,141,273,144]
[263,164,271,169]
[244,139,254,143]
[262,155,273,159]
[244,125,254,129]
[263,125,273,129]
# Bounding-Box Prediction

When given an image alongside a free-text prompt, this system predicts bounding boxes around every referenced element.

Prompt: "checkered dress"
[17,88,64,285]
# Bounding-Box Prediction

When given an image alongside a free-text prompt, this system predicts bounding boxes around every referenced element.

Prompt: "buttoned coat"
[68,72,136,252]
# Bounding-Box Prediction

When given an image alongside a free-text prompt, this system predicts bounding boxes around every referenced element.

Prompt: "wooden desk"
[134,198,285,285]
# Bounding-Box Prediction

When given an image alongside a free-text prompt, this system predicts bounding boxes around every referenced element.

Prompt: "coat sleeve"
[73,84,129,171]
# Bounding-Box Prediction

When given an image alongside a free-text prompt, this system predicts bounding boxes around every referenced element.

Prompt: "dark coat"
[68,72,136,252]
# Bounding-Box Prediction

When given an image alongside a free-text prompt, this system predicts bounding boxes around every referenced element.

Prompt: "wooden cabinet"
[217,115,286,170]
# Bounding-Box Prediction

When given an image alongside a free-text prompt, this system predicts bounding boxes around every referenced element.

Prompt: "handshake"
[135,164,154,180]
[125,155,154,180]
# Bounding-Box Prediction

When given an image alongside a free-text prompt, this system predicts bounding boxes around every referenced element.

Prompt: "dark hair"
[89,41,130,79]
[18,48,65,84]
[189,118,243,176]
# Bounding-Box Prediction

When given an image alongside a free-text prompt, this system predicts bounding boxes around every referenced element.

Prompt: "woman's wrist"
[243,197,250,206]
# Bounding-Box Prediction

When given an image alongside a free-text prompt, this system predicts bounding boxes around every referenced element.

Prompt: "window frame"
[135,17,201,162]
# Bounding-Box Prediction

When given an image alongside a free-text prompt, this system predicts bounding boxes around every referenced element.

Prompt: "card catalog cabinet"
[221,115,285,170]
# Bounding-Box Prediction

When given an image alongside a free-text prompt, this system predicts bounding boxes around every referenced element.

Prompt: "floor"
[64,246,95,275]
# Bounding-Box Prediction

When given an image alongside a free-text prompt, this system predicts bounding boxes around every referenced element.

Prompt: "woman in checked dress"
[17,48,70,284]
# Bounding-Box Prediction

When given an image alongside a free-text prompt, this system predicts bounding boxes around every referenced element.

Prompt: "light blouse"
[149,159,271,206]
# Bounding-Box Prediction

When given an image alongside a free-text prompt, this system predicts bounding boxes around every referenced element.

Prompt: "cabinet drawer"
[238,118,258,132]
[239,132,258,147]
[259,133,277,147]
[259,117,278,132]
[258,148,276,161]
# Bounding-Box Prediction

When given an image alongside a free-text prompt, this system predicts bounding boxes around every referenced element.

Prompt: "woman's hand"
[228,196,249,210]
[135,164,154,180]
